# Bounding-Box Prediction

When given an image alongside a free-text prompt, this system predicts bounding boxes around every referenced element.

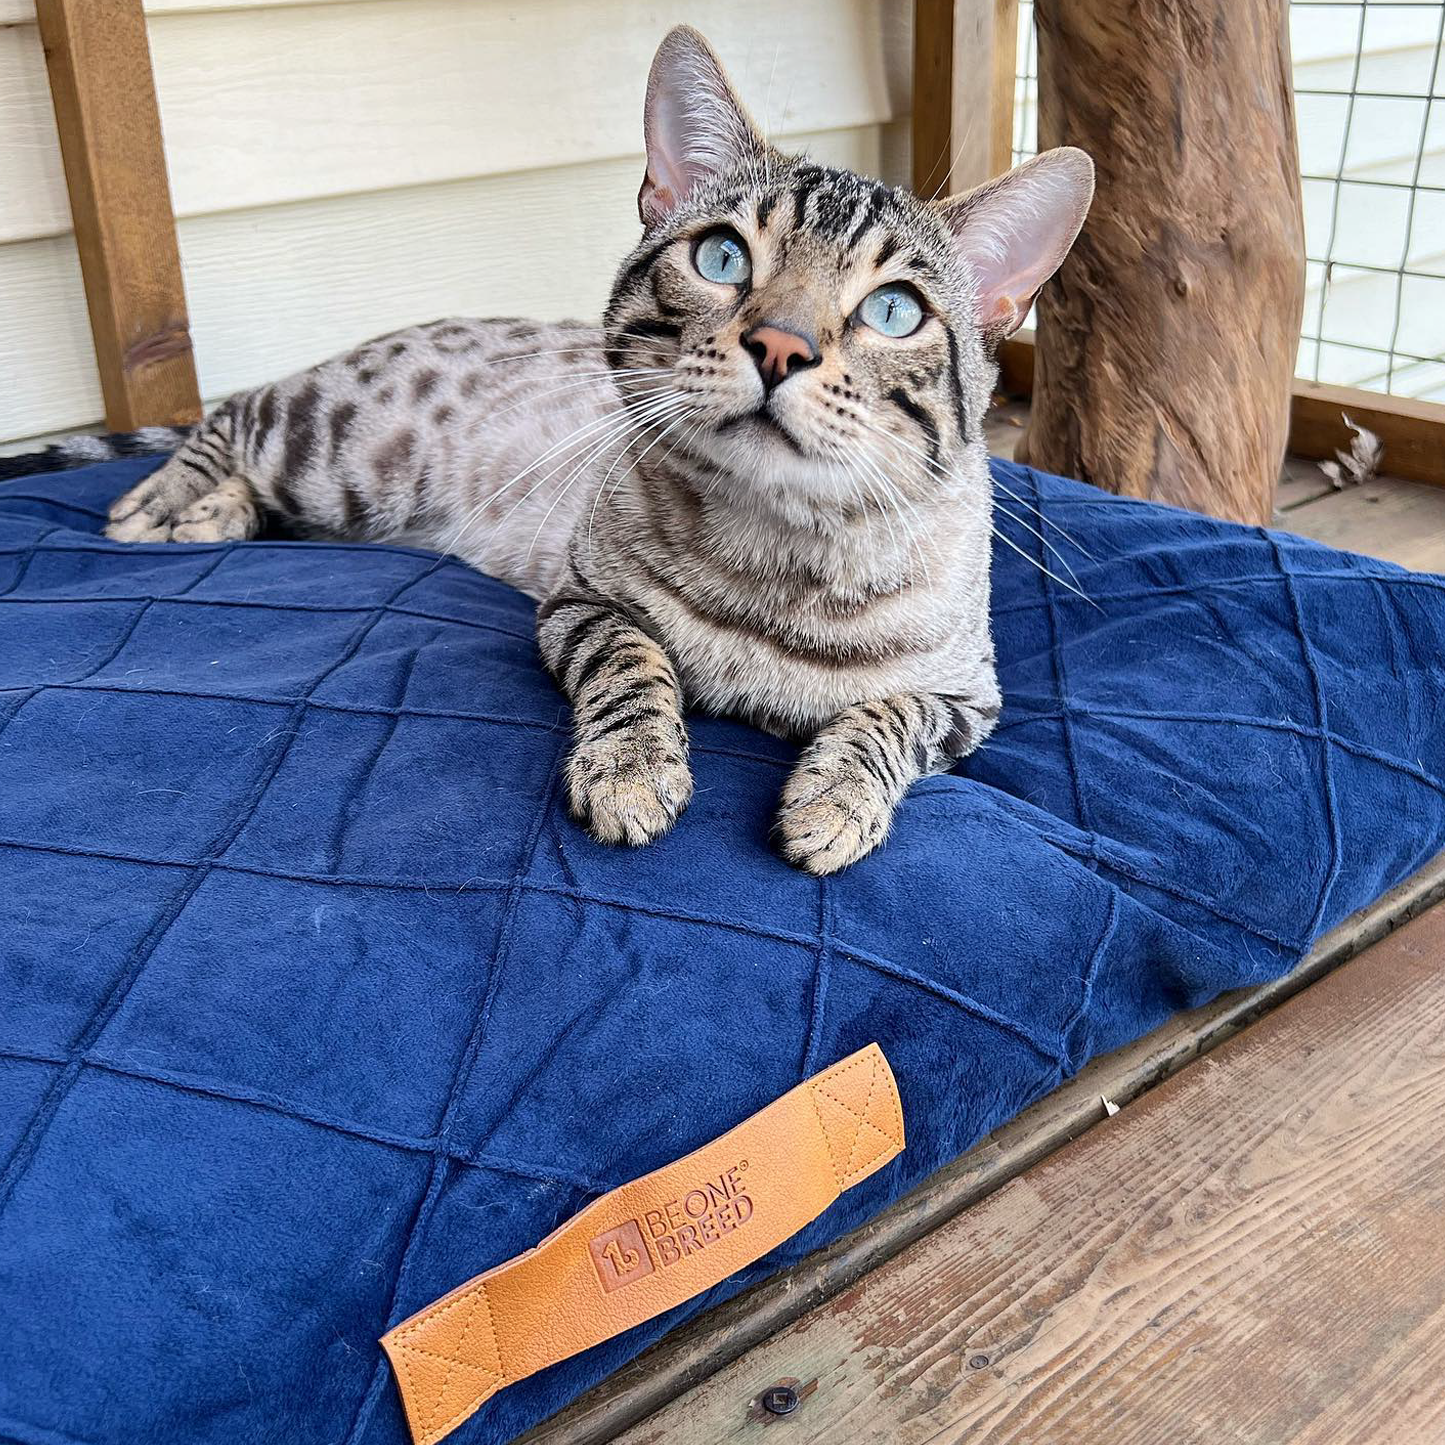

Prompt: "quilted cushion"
[1,454,1442,1445]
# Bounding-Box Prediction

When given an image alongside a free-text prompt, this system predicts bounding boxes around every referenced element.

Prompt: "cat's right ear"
[639,26,764,228]
[937,147,1095,342]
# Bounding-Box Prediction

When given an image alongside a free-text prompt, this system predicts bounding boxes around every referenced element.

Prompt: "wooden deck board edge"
[519,851,1445,1445]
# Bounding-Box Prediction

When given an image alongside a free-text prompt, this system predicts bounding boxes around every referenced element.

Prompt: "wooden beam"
[36,0,202,431]
[998,334,1445,491]
[911,0,956,197]
[987,0,1019,177]
[520,854,1445,1445]
[911,0,1018,199]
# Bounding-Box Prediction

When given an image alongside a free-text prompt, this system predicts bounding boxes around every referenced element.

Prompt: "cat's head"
[604,26,1093,518]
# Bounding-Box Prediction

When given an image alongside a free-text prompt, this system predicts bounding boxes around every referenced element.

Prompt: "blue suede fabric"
[1,455,1442,1445]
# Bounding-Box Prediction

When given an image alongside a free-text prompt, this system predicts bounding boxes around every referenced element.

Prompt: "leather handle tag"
[381,1042,904,1445]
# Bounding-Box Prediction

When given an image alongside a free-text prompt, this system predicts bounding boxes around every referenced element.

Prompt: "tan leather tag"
[381,1043,904,1445]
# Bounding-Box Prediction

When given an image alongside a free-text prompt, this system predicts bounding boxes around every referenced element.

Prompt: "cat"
[104,25,1093,874]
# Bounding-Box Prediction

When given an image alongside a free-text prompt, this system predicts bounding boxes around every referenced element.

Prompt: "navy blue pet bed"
[2,453,1443,1445]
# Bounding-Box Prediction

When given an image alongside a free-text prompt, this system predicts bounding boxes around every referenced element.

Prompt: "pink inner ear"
[977,290,1022,335]
[942,149,1095,338]
[638,174,678,227]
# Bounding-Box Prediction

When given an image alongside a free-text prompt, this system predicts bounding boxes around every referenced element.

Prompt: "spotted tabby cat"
[106,26,1093,874]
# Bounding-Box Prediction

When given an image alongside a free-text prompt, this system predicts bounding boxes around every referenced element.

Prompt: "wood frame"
[36,0,201,431]
[911,0,1017,198]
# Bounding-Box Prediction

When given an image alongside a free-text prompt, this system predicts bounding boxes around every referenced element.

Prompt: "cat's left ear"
[937,148,1095,341]
[639,26,766,228]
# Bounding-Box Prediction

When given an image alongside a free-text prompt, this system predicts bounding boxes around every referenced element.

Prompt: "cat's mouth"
[717,405,807,455]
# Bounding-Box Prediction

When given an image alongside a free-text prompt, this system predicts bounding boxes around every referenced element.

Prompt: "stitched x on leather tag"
[381,1043,904,1445]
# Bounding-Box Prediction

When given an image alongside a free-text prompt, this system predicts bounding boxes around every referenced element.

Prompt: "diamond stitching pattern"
[1,453,1442,1445]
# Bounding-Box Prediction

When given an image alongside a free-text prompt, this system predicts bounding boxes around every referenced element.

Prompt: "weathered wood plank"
[613,901,1445,1444]
[521,854,1445,1445]
[1283,477,1445,573]
[34,0,201,429]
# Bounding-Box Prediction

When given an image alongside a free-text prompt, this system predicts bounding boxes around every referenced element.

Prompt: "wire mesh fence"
[1011,0,1445,402]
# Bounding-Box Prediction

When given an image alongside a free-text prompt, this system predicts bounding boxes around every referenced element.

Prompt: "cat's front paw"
[565,727,693,847]
[774,757,894,875]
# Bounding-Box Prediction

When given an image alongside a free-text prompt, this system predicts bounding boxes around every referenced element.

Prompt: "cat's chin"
[716,408,808,456]
[684,423,867,518]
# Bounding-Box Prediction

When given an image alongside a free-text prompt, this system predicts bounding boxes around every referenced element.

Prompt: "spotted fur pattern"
[105,28,1091,873]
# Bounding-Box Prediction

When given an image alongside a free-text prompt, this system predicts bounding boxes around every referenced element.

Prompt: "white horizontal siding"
[2,0,911,243]
[0,0,913,447]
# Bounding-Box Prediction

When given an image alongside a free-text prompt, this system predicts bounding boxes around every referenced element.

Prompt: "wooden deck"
[520,430,1445,1445]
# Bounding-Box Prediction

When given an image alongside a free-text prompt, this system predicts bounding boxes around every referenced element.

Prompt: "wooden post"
[36,0,202,431]
[1014,0,1305,525]
[912,0,1019,199]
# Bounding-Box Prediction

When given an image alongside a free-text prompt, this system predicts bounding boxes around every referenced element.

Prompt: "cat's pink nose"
[742,324,820,390]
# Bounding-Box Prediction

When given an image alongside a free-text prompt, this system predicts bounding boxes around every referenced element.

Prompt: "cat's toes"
[774,764,893,875]
[566,732,693,847]
[171,480,259,543]
[104,509,174,543]
[105,478,181,542]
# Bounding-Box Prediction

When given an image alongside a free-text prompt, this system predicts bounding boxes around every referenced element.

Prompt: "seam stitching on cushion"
[1077,848,1304,952]
[0,679,794,769]
[991,567,1445,618]
[1024,467,1095,856]
[321,648,421,874]
[0,496,108,521]
[986,709,1445,809]
[0,823,1307,975]
[800,875,832,1079]
[1060,892,1121,1075]
[340,738,563,1445]
[0,526,62,599]
[830,944,1062,1066]
[0,545,232,750]
[1268,534,1344,939]
[0,591,539,646]
[0,1049,610,1194]
[0,552,439,1213]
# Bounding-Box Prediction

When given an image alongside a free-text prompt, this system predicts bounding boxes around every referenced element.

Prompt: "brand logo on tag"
[589,1161,752,1294]
[588,1219,655,1293]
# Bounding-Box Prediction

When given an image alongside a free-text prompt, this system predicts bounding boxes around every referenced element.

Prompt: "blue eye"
[858,283,925,338]
[693,229,752,285]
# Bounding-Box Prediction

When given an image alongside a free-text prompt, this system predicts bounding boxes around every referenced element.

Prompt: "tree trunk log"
[1014,0,1305,525]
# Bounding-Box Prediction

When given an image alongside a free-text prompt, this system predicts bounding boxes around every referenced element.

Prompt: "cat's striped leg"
[775,692,999,875]
[538,597,693,846]
[106,402,260,543]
